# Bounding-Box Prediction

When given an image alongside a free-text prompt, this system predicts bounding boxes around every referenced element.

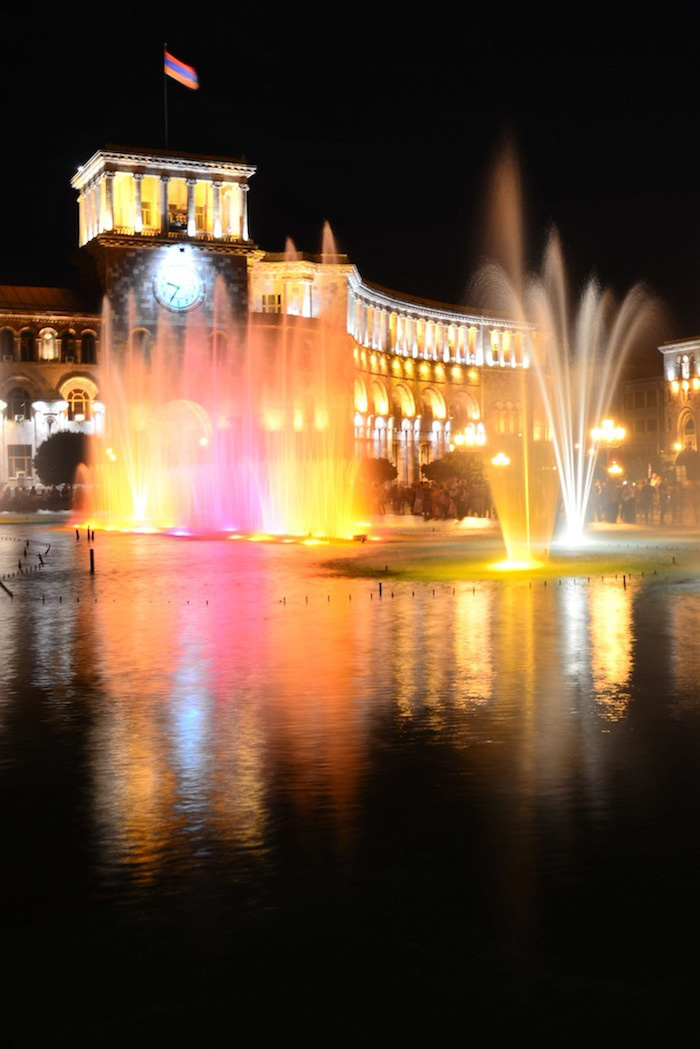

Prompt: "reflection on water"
[2,526,700,1034]
[589,582,633,720]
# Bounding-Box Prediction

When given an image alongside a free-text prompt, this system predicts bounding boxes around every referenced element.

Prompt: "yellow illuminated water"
[2,521,700,1035]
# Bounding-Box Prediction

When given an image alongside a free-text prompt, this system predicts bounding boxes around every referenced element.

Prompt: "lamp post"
[591,418,626,475]
[591,419,626,522]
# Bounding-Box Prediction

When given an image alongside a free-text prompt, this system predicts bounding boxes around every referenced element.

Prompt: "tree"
[33,431,92,486]
[421,450,485,484]
[357,457,398,484]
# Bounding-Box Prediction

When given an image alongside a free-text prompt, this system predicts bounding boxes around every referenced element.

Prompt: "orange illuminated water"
[82,247,358,538]
[2,522,700,1036]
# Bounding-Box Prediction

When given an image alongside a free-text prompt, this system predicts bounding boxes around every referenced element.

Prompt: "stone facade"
[0,145,549,488]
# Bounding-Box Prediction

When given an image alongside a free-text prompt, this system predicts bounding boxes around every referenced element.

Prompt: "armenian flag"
[164,51,199,90]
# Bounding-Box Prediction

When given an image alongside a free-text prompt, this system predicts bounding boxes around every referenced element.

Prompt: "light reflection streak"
[588,583,633,720]
[453,587,494,708]
[1,528,655,895]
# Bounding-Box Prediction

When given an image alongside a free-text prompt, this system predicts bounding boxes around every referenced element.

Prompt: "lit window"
[261,293,281,314]
[5,387,32,420]
[66,389,92,421]
[39,329,59,361]
[8,444,33,479]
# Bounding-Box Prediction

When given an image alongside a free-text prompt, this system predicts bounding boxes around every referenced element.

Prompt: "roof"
[72,146,256,190]
[103,144,251,166]
[0,286,95,314]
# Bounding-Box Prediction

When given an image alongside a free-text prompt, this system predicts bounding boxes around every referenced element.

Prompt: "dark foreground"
[2,522,700,1042]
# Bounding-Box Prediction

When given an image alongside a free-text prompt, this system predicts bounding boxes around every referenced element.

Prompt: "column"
[103,172,114,231]
[186,178,197,237]
[475,324,484,365]
[160,175,169,234]
[133,173,143,233]
[78,193,86,246]
[87,184,97,240]
[212,181,222,238]
[241,183,250,240]
[410,422,420,484]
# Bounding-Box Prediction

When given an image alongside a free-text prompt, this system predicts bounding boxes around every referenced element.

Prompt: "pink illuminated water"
[84,254,358,537]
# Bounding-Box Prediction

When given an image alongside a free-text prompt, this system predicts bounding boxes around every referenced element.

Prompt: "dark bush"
[33,431,92,487]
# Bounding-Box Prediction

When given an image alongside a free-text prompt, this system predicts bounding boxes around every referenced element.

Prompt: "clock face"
[153,260,205,311]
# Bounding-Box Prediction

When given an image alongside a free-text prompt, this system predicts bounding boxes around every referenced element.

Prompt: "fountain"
[474,145,661,561]
[82,235,359,539]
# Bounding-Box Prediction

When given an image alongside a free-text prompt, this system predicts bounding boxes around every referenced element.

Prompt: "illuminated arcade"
[0,144,677,556]
[1,146,544,546]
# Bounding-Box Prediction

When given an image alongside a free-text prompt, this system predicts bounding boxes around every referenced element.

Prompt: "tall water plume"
[472,145,660,552]
[84,239,358,537]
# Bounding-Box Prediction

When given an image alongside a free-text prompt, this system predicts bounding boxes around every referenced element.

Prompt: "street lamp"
[590,418,626,446]
[591,418,626,474]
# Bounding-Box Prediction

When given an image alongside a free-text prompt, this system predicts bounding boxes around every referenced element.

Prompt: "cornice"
[347,271,534,332]
[85,234,257,256]
[0,310,100,325]
[72,149,256,190]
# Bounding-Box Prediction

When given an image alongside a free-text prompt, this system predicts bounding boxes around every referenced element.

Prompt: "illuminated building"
[0,146,540,487]
[659,337,700,454]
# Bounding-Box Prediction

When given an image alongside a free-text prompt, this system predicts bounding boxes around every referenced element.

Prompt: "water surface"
[2,523,699,1040]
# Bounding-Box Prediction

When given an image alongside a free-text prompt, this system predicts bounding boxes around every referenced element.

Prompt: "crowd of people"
[0,485,73,513]
[368,479,495,520]
[4,473,700,527]
[365,474,700,527]
[590,476,700,526]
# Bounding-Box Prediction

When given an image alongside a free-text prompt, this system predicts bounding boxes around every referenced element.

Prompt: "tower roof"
[71,146,256,191]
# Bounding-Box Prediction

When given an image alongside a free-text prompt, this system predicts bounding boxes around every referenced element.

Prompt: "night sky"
[4,8,700,351]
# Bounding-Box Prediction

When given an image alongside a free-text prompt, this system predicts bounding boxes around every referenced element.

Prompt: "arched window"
[38,328,59,361]
[0,329,14,360]
[81,332,97,364]
[61,332,77,362]
[66,388,92,422]
[19,331,36,362]
[5,387,32,421]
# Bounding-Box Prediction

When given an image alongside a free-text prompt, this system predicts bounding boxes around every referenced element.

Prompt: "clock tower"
[71,146,257,348]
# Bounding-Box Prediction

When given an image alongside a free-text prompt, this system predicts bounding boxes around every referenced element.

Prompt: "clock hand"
[168,284,181,303]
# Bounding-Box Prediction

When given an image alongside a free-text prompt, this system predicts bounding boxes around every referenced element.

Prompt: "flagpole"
[163,43,169,149]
